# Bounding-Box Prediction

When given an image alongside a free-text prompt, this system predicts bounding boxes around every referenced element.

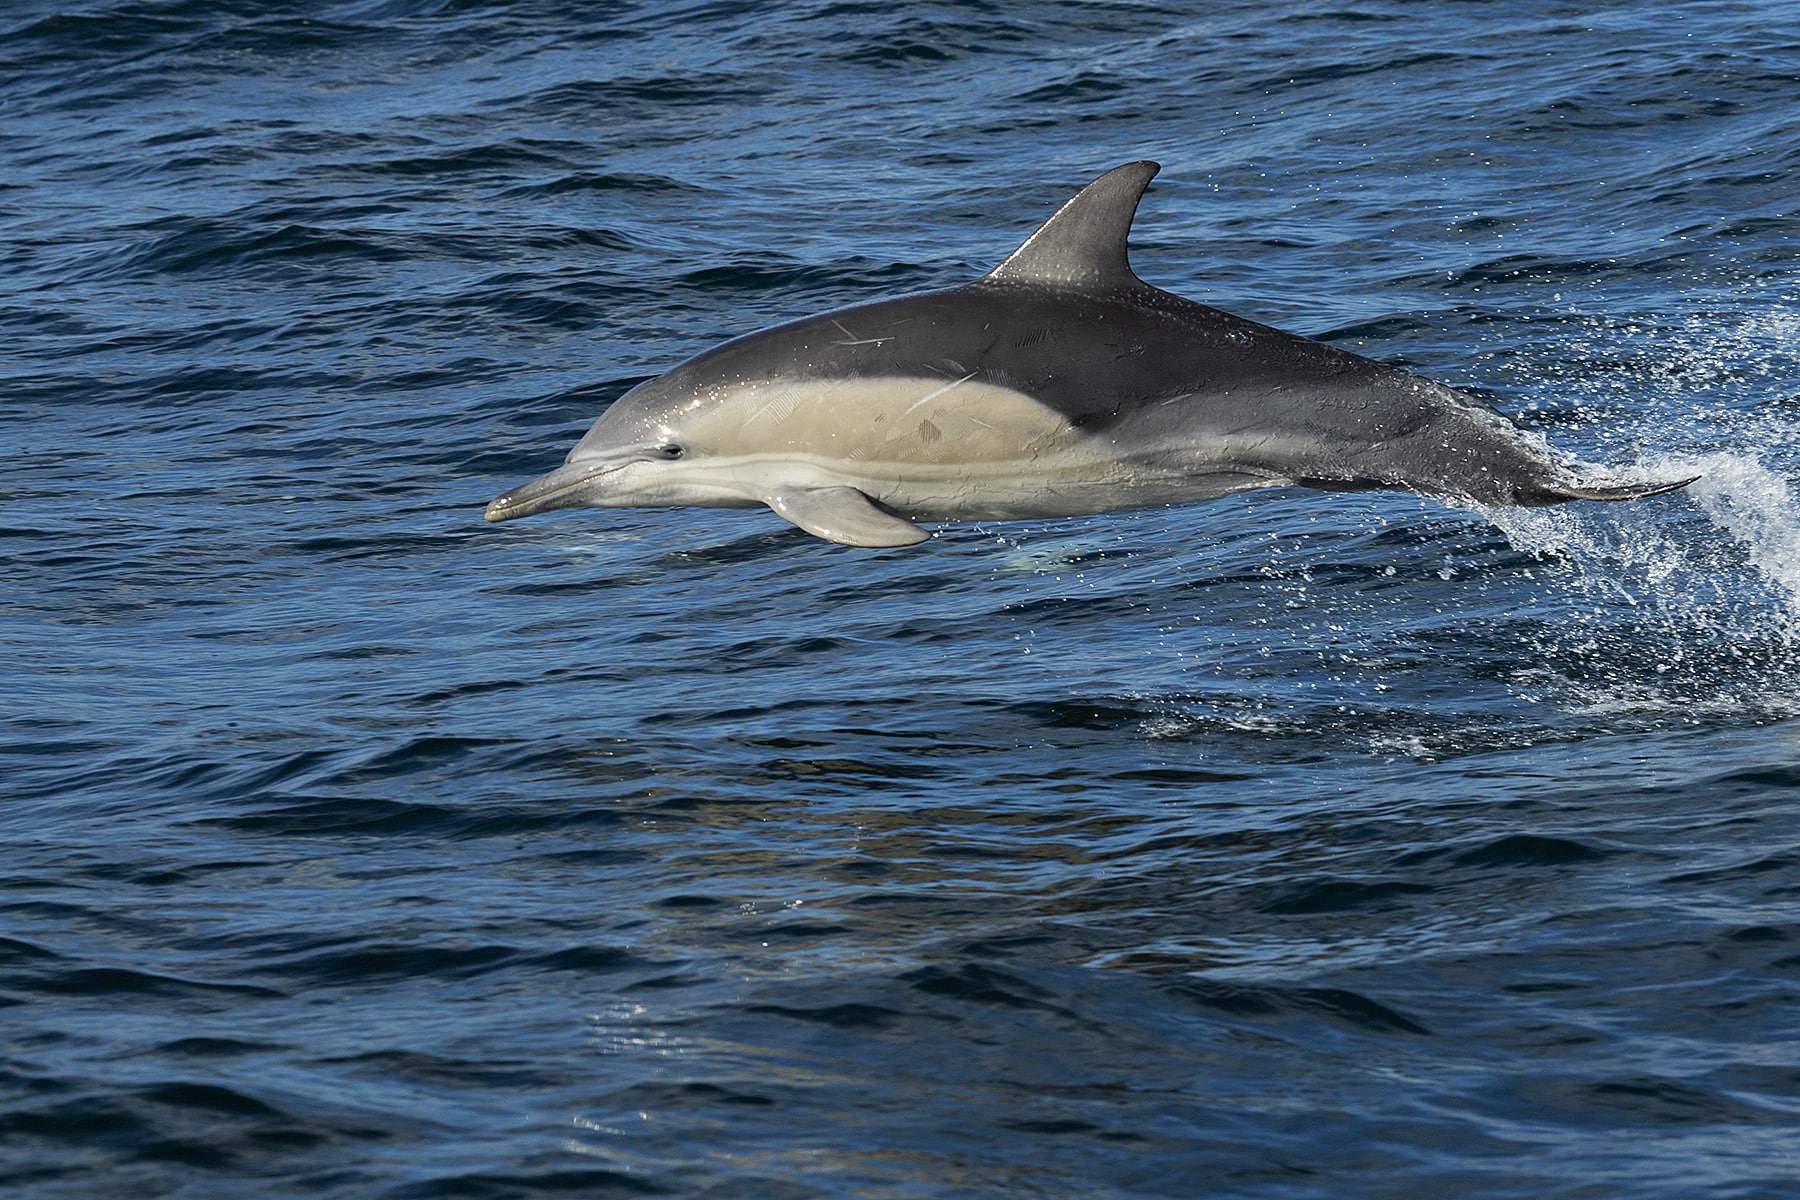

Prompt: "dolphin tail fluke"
[1513,473,1701,507]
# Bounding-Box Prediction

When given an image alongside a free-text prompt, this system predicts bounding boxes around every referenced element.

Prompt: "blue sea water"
[6,1,1800,1195]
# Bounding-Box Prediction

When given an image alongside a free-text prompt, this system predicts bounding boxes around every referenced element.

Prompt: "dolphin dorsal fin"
[984,160,1159,292]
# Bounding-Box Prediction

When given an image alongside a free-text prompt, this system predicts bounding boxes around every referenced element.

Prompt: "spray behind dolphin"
[487,161,1694,547]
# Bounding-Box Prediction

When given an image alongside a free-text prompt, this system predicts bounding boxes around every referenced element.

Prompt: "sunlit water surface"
[6,2,1800,1196]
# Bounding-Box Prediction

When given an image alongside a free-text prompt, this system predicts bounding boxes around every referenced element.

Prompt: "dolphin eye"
[656,443,685,460]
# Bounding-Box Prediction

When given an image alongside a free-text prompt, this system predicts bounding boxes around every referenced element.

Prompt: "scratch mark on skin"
[831,319,893,347]
[903,371,979,416]
[749,385,802,427]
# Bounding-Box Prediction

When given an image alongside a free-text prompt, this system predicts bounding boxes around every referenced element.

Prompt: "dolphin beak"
[484,458,617,522]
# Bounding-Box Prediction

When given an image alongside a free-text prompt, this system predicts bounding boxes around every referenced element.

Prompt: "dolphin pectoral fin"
[766,488,930,548]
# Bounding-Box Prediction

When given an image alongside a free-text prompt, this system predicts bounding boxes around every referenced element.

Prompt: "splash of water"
[1686,453,1800,614]
[1484,447,1800,721]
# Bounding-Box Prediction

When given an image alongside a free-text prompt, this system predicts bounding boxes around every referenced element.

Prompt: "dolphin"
[486,161,1693,547]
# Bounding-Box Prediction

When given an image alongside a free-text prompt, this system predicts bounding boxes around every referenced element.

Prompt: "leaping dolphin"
[486,161,1693,547]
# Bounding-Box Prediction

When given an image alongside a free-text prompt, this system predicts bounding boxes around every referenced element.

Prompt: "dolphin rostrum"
[486,161,1694,547]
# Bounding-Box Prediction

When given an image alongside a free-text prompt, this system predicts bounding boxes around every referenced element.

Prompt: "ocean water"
[6,1,1800,1196]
